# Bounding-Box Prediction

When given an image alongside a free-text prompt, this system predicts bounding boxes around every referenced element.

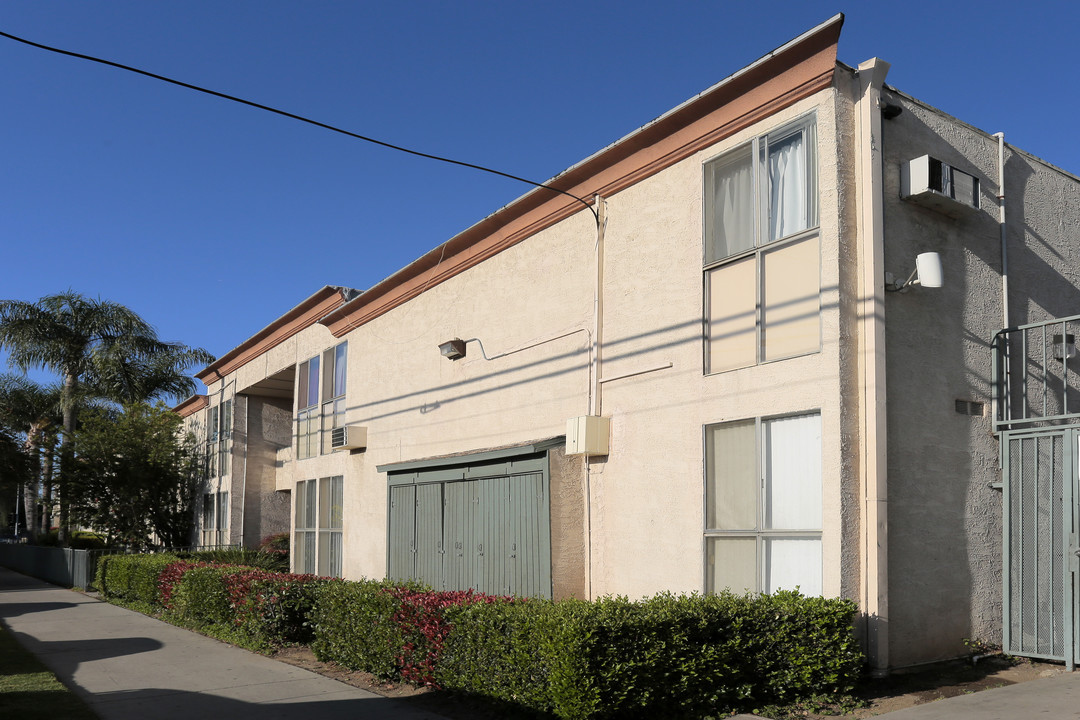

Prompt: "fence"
[0,544,220,590]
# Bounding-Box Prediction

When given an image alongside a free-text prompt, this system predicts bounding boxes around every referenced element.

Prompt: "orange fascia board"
[321,15,843,337]
[173,394,208,418]
[196,286,357,384]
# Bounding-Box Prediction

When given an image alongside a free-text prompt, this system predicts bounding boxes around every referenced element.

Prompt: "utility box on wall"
[566,415,610,456]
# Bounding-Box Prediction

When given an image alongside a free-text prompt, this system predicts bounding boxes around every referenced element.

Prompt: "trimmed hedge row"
[95,554,863,719]
[96,553,325,648]
[436,590,863,719]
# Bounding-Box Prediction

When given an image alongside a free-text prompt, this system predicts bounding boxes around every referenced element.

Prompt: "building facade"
[175,15,1080,671]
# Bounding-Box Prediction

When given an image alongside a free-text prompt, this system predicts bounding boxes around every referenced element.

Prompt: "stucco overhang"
[320,14,843,338]
[172,393,208,418]
[195,285,360,384]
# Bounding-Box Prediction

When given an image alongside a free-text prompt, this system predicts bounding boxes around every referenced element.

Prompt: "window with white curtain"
[295,476,343,577]
[704,412,822,596]
[704,114,820,373]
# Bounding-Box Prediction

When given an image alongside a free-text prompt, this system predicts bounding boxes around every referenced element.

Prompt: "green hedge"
[95,553,182,604]
[434,590,862,719]
[310,578,428,679]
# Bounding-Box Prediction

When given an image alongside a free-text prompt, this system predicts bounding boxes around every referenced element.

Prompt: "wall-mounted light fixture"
[438,338,467,360]
[1053,333,1076,361]
[885,252,943,292]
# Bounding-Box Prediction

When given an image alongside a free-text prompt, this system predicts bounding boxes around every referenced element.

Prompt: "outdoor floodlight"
[1053,333,1077,361]
[439,338,467,360]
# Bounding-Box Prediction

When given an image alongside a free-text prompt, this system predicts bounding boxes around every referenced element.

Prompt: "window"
[296,342,348,459]
[704,115,820,373]
[296,356,320,459]
[704,412,821,595]
[200,491,229,547]
[205,400,232,477]
[321,342,347,454]
[295,476,343,577]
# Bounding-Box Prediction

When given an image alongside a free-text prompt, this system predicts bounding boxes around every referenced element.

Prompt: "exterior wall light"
[1053,333,1076,361]
[439,338,467,360]
[885,252,943,292]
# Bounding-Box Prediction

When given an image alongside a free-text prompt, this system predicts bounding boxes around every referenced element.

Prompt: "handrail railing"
[993,314,1080,430]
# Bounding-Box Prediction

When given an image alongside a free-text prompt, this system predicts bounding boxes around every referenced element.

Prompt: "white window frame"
[703,411,822,596]
[703,114,821,374]
[294,476,343,577]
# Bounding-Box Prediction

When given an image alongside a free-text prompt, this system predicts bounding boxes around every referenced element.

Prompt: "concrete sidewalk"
[865,669,1080,720]
[0,566,448,719]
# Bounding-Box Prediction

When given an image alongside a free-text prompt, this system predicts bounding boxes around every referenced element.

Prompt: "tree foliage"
[66,402,203,547]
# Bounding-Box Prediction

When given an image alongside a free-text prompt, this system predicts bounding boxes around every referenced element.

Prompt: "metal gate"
[1001,428,1079,668]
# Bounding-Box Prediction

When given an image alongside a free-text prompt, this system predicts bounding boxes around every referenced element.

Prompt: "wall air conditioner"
[331,425,367,451]
[900,155,980,217]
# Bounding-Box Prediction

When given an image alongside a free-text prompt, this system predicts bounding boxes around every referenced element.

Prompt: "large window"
[200,491,229,548]
[321,342,348,454]
[704,412,822,595]
[296,342,347,459]
[206,399,232,477]
[295,476,343,577]
[704,115,820,373]
[296,355,320,459]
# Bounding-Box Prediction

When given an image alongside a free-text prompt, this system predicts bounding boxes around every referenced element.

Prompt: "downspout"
[994,133,1008,331]
[856,58,891,676]
[991,133,1008,427]
[585,196,607,601]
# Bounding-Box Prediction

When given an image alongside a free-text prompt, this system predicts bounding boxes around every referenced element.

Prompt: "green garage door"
[382,443,554,599]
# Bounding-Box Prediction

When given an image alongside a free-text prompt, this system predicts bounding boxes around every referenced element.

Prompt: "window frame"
[295,476,343,577]
[702,113,821,374]
[703,411,823,596]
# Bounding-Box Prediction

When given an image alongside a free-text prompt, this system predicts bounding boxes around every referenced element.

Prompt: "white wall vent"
[331,425,367,451]
[900,155,980,217]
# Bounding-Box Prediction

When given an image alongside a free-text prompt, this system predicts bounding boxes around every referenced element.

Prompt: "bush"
[435,590,863,719]
[311,578,430,680]
[189,547,289,573]
[96,553,182,604]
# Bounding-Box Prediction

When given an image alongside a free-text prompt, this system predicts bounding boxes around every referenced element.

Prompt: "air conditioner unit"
[900,155,980,217]
[331,425,367,451]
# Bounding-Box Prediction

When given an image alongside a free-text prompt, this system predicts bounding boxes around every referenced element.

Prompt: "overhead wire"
[0,28,599,226]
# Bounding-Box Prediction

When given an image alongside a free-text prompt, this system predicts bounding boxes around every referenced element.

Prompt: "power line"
[0,28,599,224]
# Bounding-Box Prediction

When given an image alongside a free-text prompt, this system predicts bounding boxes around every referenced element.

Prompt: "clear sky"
[2,1,1076,396]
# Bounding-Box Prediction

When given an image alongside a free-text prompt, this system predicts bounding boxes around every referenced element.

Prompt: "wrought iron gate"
[1001,428,1078,668]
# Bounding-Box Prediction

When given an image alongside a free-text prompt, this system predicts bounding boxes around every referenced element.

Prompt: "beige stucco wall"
[293,87,858,597]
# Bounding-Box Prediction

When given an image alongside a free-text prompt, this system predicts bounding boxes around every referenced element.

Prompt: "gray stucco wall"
[879,89,1080,666]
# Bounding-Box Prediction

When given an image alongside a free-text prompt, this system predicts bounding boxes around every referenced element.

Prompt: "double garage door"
[382,446,553,599]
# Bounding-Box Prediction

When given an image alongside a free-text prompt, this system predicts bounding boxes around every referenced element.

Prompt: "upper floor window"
[206,399,232,477]
[704,115,820,373]
[321,342,347,454]
[297,355,320,460]
[296,342,347,459]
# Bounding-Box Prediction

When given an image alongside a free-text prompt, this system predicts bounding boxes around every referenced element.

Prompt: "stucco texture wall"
[879,90,1080,666]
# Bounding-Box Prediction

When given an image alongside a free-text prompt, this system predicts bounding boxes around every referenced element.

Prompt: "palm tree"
[0,374,62,540]
[0,291,214,542]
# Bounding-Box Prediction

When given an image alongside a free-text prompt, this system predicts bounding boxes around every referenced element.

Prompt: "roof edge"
[196,285,360,384]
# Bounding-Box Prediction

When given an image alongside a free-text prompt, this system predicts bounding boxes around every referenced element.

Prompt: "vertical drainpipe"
[856,57,891,676]
[585,196,606,601]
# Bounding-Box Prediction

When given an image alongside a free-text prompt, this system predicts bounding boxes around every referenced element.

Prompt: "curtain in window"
[707,148,754,262]
[334,343,347,397]
[768,132,807,241]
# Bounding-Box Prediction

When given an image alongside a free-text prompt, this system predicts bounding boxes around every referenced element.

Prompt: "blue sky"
[1,1,1076,396]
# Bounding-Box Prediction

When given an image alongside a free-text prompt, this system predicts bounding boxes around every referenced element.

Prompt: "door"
[1002,428,1078,668]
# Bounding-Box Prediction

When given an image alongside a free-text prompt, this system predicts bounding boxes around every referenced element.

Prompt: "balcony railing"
[993,314,1080,430]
